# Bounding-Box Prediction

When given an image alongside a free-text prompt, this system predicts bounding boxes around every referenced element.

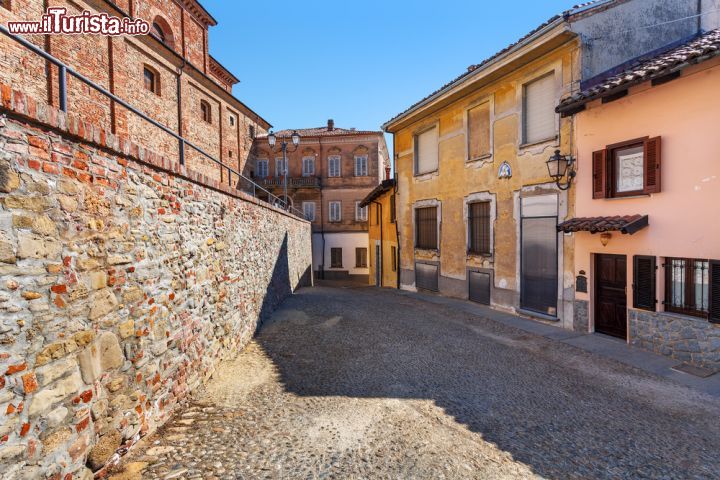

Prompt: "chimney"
[385,165,391,181]
[327,119,334,131]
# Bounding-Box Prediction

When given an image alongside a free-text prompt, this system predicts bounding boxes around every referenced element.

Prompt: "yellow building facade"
[361,179,399,288]
[384,22,579,328]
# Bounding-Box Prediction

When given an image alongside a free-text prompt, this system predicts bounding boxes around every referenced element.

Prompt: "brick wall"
[0,0,269,186]
[0,84,311,479]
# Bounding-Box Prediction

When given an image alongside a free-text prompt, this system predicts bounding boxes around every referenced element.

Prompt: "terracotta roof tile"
[557,215,649,234]
[557,29,720,113]
[258,127,383,139]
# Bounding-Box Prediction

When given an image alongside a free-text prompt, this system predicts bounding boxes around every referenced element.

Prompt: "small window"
[151,17,175,49]
[256,159,268,178]
[229,115,236,127]
[328,155,341,177]
[523,73,555,144]
[329,201,341,222]
[665,258,710,318]
[152,22,166,43]
[354,155,368,176]
[143,66,160,95]
[302,157,315,177]
[275,157,287,177]
[355,202,367,222]
[0,0,10,10]
[228,150,233,159]
[592,137,661,199]
[356,248,368,268]
[415,127,439,175]
[468,101,491,160]
[302,202,316,222]
[249,125,255,138]
[331,248,343,268]
[200,100,212,124]
[415,206,438,250]
[468,201,491,255]
[390,194,396,223]
[391,246,397,272]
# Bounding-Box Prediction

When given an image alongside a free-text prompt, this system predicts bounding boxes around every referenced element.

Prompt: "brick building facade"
[0,0,270,185]
[248,121,389,282]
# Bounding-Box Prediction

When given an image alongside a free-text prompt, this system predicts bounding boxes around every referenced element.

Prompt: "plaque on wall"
[576,275,588,293]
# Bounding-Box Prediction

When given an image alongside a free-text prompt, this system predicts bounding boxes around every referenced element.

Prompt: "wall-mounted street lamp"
[267,130,301,209]
[546,149,576,191]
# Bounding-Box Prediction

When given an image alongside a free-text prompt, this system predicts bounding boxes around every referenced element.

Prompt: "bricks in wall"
[0,91,312,478]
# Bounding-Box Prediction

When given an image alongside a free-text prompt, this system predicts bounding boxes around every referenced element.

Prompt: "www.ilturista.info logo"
[7,7,150,36]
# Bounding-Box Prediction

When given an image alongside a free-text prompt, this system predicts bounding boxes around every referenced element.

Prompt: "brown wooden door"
[595,254,627,339]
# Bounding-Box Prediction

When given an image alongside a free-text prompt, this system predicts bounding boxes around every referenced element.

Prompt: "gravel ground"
[113,285,720,479]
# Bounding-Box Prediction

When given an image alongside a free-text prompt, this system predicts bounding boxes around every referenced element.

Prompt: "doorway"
[594,254,627,339]
[520,195,558,317]
[375,243,381,287]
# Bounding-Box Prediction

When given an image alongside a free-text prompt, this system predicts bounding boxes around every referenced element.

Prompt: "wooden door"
[595,254,627,338]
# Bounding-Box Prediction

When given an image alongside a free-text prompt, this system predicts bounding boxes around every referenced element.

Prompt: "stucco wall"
[571,58,720,358]
[367,190,399,288]
[0,87,311,479]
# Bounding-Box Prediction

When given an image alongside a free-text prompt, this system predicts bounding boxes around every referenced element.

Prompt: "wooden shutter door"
[643,136,661,194]
[592,149,607,199]
[710,260,720,324]
[633,255,656,311]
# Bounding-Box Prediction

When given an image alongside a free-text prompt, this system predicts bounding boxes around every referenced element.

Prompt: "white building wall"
[312,232,370,278]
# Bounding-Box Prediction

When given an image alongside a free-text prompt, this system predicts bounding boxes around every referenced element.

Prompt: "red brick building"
[249,120,389,282]
[0,0,270,185]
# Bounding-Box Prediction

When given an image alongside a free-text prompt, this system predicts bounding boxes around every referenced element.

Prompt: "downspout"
[697,0,702,33]
[392,134,401,289]
[371,200,383,287]
[319,137,325,280]
[176,58,186,139]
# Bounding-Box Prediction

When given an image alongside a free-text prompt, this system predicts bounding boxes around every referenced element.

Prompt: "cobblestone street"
[114,285,720,479]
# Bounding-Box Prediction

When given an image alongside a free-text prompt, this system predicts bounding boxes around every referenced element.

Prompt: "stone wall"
[0,84,312,478]
[629,309,720,369]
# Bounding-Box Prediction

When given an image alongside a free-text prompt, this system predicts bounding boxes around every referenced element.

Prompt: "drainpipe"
[319,137,325,280]
[392,134,401,290]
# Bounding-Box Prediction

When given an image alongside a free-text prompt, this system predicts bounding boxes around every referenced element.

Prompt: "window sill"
[414,169,438,179]
[519,136,558,150]
[467,252,492,260]
[600,194,651,200]
[466,154,493,164]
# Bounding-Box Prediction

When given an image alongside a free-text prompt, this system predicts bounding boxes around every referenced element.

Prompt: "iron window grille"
[664,258,709,318]
[415,207,438,250]
[468,201,491,255]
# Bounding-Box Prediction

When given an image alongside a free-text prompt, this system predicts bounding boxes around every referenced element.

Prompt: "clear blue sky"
[203,0,573,150]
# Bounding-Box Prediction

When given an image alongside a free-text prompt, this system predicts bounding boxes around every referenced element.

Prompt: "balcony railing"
[258,176,321,188]
[0,25,305,219]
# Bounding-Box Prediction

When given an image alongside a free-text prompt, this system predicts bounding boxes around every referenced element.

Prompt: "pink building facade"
[558,30,720,369]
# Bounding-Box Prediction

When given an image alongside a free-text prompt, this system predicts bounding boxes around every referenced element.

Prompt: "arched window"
[143,65,160,95]
[151,16,175,49]
[200,100,212,124]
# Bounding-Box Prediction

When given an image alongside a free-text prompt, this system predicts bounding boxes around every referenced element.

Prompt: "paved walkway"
[113,285,720,479]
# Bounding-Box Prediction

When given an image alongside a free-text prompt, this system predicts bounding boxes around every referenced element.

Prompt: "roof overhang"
[557,215,649,235]
[383,20,575,133]
[360,179,396,208]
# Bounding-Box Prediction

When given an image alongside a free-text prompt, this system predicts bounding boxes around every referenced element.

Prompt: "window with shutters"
[468,201,491,255]
[328,155,341,177]
[302,202,315,222]
[390,194,396,223]
[522,73,556,144]
[415,206,438,250]
[354,155,368,176]
[633,255,656,311]
[664,258,710,318]
[391,246,397,272]
[355,202,367,222]
[414,126,439,175]
[275,157,287,177]
[710,261,720,324]
[329,201,341,222]
[302,157,315,176]
[356,248,368,268]
[331,248,343,268]
[592,137,661,198]
[467,100,491,160]
[256,159,268,178]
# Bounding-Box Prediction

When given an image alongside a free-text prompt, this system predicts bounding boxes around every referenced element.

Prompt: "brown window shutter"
[633,255,656,311]
[592,149,607,199]
[710,260,720,324]
[643,136,661,194]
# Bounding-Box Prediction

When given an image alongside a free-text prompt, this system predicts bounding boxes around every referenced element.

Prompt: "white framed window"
[275,157,287,177]
[329,201,342,222]
[302,201,316,221]
[256,159,268,178]
[302,156,315,176]
[415,126,439,175]
[355,201,368,221]
[523,72,556,144]
[328,155,341,177]
[354,155,368,176]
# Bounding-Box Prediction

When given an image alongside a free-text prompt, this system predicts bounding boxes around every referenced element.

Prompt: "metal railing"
[0,25,305,218]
